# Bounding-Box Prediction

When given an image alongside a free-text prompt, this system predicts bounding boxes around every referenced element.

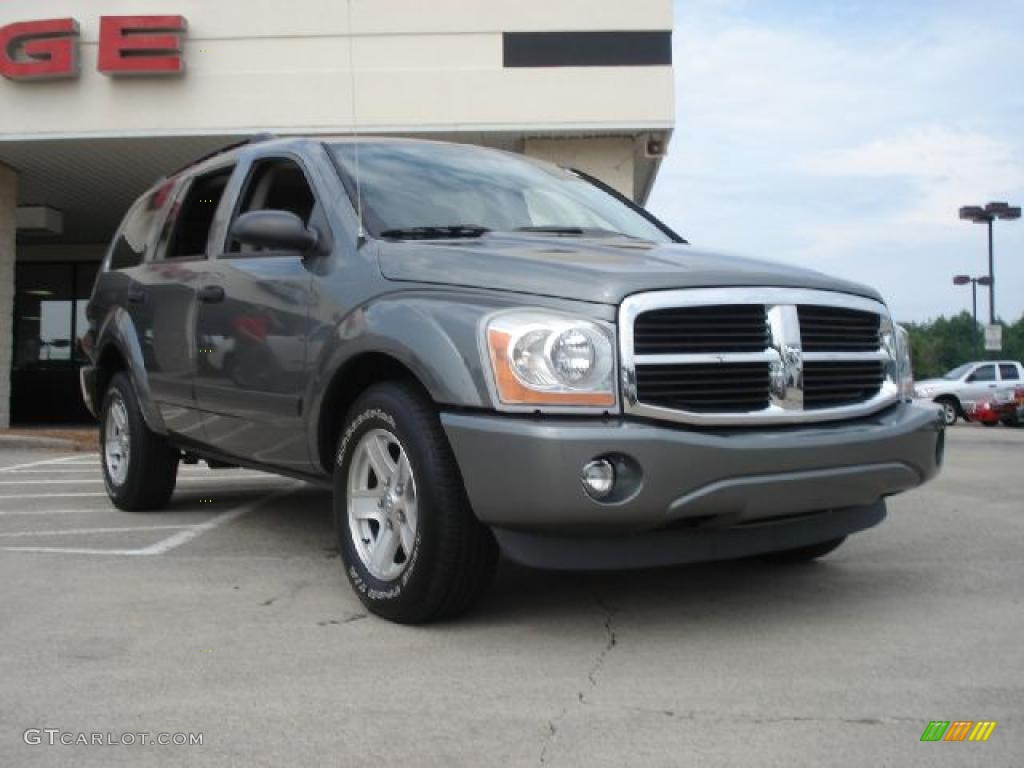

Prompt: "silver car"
[915,360,1024,425]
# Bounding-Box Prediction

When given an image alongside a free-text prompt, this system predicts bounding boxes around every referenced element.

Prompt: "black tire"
[935,397,959,426]
[333,381,497,624]
[758,536,846,564]
[99,372,179,511]
[1001,415,1021,428]
[982,421,998,428]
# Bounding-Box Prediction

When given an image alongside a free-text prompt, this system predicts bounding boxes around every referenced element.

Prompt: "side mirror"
[230,210,319,253]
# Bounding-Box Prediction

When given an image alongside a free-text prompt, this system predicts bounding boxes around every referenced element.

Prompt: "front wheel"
[100,372,179,511]
[333,382,497,624]
[758,536,846,564]
[936,398,959,426]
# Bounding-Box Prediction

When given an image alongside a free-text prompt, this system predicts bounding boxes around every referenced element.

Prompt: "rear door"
[191,154,322,471]
[137,165,236,441]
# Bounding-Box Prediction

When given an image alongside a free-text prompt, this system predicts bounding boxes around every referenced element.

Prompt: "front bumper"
[442,401,944,533]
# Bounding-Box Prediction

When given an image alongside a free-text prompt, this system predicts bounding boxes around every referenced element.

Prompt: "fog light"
[581,459,615,499]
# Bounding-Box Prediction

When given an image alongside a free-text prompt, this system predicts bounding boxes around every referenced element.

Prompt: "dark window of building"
[229,159,317,252]
[12,261,101,423]
[163,167,233,260]
[1000,364,1020,381]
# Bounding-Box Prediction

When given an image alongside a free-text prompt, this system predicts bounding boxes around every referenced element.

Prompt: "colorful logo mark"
[920,721,997,742]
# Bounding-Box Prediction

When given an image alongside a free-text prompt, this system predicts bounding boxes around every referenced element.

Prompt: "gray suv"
[82,137,944,623]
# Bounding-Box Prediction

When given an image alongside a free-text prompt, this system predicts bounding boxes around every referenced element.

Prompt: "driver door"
[963,363,999,405]
[193,156,323,471]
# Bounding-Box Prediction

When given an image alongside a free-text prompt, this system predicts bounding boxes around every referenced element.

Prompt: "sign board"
[984,324,1002,352]
[0,16,187,81]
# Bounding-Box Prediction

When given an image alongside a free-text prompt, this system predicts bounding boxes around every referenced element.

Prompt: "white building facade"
[0,0,674,425]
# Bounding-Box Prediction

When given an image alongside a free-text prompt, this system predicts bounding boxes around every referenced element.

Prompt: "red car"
[969,391,1019,427]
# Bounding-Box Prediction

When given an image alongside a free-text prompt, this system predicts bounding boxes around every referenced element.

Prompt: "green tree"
[900,312,1024,380]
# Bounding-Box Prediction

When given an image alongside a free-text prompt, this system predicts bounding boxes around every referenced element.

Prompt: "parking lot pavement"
[0,426,1022,767]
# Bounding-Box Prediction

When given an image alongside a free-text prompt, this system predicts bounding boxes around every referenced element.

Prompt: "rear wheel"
[936,397,959,426]
[759,536,846,564]
[100,373,179,511]
[333,382,497,624]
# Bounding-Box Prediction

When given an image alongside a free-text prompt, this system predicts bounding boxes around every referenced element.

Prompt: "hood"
[914,378,954,389]
[377,234,883,305]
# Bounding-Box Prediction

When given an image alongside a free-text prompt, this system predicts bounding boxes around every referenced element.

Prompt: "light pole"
[953,274,991,353]
[959,201,1021,324]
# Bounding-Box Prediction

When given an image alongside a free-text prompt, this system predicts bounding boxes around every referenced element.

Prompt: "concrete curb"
[0,434,85,452]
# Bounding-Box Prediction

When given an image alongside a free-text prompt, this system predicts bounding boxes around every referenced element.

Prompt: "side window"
[163,167,234,260]
[228,158,317,252]
[108,182,173,270]
[968,364,996,382]
[999,364,1020,381]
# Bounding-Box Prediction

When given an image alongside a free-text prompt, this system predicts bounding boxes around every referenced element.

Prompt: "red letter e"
[98,16,187,76]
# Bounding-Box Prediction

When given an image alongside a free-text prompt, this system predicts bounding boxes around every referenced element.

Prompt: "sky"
[647,0,1024,324]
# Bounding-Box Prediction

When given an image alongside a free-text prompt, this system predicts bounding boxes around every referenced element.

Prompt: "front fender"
[95,307,167,435]
[305,287,616,469]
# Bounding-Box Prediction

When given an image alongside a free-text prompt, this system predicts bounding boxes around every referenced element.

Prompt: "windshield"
[329,141,677,243]
[943,364,972,380]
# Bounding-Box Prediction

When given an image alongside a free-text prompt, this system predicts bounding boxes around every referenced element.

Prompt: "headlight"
[483,310,616,409]
[894,324,914,400]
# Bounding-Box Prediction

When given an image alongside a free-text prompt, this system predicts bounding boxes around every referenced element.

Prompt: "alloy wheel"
[104,395,131,486]
[346,428,419,581]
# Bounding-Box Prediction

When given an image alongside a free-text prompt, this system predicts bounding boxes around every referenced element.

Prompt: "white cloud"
[649,0,1024,322]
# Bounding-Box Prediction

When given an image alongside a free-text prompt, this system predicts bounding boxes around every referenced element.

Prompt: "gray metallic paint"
[83,137,942,552]
[441,402,943,531]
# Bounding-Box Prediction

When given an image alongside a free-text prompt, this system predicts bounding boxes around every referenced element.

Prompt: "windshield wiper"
[379,225,490,240]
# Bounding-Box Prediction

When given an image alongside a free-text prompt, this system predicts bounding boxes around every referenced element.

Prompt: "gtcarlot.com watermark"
[24,729,203,747]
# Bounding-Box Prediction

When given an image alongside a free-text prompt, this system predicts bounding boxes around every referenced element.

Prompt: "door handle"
[198,285,225,304]
[126,286,147,304]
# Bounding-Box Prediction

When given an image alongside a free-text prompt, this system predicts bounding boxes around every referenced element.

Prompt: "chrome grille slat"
[633,304,768,355]
[619,287,899,426]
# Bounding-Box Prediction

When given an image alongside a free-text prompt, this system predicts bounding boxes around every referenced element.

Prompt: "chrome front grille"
[620,288,899,426]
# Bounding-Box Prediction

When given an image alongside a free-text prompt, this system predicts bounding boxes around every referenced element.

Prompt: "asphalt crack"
[581,590,617,703]
[538,708,566,765]
[538,590,618,765]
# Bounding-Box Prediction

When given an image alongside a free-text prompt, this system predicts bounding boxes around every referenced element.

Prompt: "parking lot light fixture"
[959,202,1021,324]
[953,274,991,352]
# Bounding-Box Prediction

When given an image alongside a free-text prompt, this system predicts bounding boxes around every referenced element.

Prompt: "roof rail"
[165,133,276,179]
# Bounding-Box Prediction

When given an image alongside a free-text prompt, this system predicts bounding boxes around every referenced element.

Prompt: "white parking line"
[0,476,289,485]
[0,455,90,473]
[4,468,268,475]
[0,525,189,538]
[0,508,119,516]
[0,492,110,499]
[1,485,299,556]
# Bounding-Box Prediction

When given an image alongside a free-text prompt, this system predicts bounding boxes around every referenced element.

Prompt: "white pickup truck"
[915,360,1024,425]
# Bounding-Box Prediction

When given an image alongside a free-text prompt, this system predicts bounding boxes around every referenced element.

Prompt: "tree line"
[903,312,1024,380]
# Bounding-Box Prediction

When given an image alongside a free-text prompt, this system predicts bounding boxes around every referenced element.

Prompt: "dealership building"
[0,0,674,426]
